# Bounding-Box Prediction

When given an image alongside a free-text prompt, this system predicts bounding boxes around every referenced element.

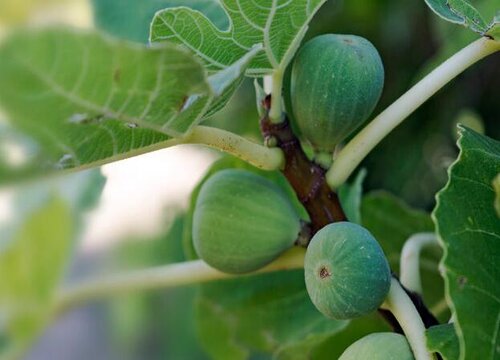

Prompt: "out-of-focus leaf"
[0,169,105,358]
[426,323,460,360]
[92,0,229,43]
[196,270,348,359]
[0,0,62,24]
[0,197,73,359]
[151,0,329,75]
[338,169,367,224]
[433,126,500,360]
[110,216,205,359]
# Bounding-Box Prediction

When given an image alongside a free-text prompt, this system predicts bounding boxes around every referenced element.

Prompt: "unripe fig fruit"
[193,169,301,274]
[339,333,414,360]
[304,222,390,319]
[291,34,384,153]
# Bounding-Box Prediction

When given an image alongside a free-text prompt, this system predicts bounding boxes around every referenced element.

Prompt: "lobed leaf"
[150,0,329,76]
[0,28,258,183]
[433,126,500,360]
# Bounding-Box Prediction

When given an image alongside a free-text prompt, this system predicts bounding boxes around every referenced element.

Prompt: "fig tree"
[291,34,384,153]
[304,222,391,319]
[339,332,414,360]
[193,169,301,274]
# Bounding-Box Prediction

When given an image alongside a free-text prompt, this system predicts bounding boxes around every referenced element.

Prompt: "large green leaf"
[433,126,500,360]
[0,197,73,359]
[361,191,444,307]
[92,0,229,43]
[426,323,460,360]
[150,0,328,75]
[196,270,347,359]
[0,28,258,182]
[423,0,500,39]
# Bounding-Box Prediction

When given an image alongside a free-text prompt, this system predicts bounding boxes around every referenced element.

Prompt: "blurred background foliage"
[0,0,498,358]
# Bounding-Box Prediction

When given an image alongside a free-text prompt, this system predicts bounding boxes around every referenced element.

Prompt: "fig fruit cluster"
[193,169,301,274]
[291,34,384,154]
[304,222,391,319]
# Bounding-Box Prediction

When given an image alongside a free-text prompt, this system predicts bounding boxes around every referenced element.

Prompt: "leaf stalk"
[184,126,284,170]
[52,248,305,318]
[382,278,433,360]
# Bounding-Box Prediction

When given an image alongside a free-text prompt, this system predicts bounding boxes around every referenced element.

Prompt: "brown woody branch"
[259,95,347,236]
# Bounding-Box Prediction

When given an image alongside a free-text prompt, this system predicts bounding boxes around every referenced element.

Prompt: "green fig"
[291,34,384,153]
[304,222,391,319]
[339,333,415,360]
[193,169,301,274]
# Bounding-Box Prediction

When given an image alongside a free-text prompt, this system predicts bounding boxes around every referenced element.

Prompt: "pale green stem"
[382,278,433,360]
[327,37,500,188]
[52,248,305,318]
[400,233,439,294]
[183,126,284,170]
[268,69,285,123]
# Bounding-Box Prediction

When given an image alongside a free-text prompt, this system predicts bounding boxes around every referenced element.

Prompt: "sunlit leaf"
[151,0,329,75]
[0,28,258,183]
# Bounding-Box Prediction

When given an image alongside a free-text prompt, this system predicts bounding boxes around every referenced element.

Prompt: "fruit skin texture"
[291,34,384,153]
[339,333,415,360]
[304,222,391,319]
[193,169,301,274]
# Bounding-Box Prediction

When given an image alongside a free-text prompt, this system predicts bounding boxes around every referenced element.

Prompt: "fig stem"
[327,37,500,188]
[381,278,433,360]
[400,233,439,294]
[182,125,284,170]
[260,100,348,233]
[51,247,305,319]
[268,69,285,123]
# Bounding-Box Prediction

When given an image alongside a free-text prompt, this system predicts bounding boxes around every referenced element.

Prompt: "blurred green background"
[0,0,498,359]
